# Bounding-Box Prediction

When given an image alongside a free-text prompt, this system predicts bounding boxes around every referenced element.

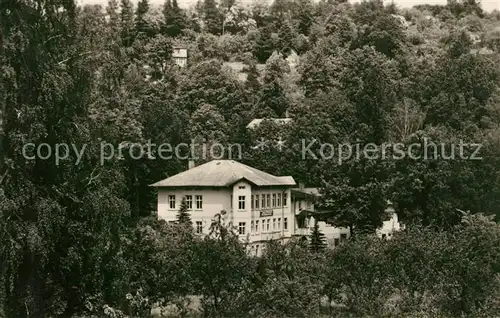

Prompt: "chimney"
[298,182,304,190]
[188,159,195,170]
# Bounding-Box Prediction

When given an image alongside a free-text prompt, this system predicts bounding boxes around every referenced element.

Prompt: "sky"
[77,0,500,11]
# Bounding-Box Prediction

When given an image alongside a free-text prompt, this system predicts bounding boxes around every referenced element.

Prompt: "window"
[196,221,203,234]
[256,245,259,255]
[251,221,254,233]
[382,234,387,239]
[266,194,270,208]
[238,196,246,210]
[277,193,281,207]
[185,195,193,209]
[272,194,276,207]
[168,195,176,209]
[340,233,347,242]
[238,222,246,235]
[239,185,246,189]
[283,193,288,207]
[334,238,339,246]
[255,194,259,209]
[298,200,302,210]
[273,218,276,230]
[230,195,233,209]
[251,195,254,209]
[195,195,203,209]
[262,220,265,232]
[256,220,259,233]
[266,219,270,231]
[261,195,266,208]
[284,218,288,230]
[277,218,281,229]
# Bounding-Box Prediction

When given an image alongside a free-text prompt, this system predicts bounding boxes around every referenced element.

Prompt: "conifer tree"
[294,0,313,35]
[244,61,261,92]
[253,26,275,63]
[120,0,135,46]
[163,0,187,37]
[177,197,192,226]
[309,219,327,252]
[256,52,289,117]
[135,0,150,38]
[203,0,222,35]
[278,20,294,55]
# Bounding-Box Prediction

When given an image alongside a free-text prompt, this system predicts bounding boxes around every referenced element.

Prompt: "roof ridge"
[150,159,296,187]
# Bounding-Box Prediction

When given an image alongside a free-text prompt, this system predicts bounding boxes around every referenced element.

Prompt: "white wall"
[232,181,252,234]
[156,185,294,240]
[157,188,231,234]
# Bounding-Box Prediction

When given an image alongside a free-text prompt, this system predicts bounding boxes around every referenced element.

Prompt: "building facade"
[151,160,402,256]
[151,160,297,255]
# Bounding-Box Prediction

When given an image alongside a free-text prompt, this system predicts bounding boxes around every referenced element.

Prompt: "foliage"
[2,0,500,316]
[309,219,327,252]
[176,197,192,226]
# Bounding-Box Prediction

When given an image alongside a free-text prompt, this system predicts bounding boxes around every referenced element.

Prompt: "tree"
[177,197,192,226]
[233,240,327,317]
[319,154,392,238]
[253,26,275,63]
[292,0,314,35]
[255,52,290,117]
[120,0,136,46]
[447,0,483,18]
[309,219,326,252]
[135,0,150,38]
[390,127,500,228]
[188,103,230,163]
[323,213,500,316]
[339,47,401,143]
[190,226,252,317]
[176,59,245,119]
[277,20,294,55]
[354,13,407,59]
[0,1,132,315]
[163,0,187,37]
[243,60,261,92]
[203,0,222,35]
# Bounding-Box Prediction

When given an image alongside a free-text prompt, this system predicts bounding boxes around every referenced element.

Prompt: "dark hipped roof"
[150,160,296,187]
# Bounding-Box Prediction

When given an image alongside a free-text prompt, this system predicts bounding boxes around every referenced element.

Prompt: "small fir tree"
[177,197,192,226]
[244,61,261,91]
[309,219,327,252]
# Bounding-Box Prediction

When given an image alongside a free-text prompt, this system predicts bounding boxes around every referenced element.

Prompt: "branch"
[57,51,93,65]
[86,167,101,186]
[0,168,9,186]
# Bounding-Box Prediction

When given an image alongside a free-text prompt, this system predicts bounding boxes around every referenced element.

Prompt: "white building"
[172,47,187,68]
[292,188,402,247]
[151,160,402,255]
[151,160,297,255]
